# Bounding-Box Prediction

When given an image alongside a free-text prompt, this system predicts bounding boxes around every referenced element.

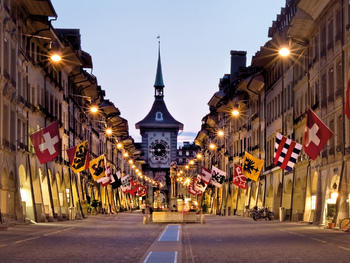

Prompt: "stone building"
[0,0,139,224]
[195,0,350,226]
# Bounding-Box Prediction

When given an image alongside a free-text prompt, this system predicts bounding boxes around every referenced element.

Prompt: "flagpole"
[333,10,346,226]
[68,168,75,210]
[74,173,85,218]
[45,163,56,218]
[27,155,38,222]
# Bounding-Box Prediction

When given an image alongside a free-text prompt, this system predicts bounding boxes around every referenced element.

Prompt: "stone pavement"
[1,213,350,263]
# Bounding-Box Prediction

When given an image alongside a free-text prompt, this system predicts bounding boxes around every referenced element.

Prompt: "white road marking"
[43,227,74,236]
[15,236,40,244]
[311,237,327,244]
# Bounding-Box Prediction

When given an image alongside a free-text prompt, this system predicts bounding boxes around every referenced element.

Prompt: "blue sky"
[51,0,285,143]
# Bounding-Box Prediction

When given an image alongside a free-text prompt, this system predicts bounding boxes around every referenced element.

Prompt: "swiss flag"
[30,121,61,164]
[303,109,333,160]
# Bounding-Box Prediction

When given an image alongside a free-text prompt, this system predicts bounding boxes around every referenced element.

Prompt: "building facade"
[0,0,140,224]
[195,0,350,226]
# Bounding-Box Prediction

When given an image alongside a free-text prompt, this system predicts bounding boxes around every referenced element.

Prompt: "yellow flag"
[71,140,89,174]
[242,152,264,181]
[89,154,106,181]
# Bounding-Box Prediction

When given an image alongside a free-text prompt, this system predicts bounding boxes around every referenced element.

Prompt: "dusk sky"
[51,0,285,143]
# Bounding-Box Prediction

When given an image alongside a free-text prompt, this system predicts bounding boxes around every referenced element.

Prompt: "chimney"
[230,50,247,84]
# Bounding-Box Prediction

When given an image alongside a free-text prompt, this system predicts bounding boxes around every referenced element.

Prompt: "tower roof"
[135,99,183,130]
[154,46,164,88]
[136,43,183,131]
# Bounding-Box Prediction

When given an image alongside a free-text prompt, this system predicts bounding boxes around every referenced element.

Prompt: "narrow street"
[0,213,162,263]
[1,214,350,263]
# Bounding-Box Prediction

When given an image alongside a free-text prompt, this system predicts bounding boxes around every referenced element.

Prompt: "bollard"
[200,214,205,224]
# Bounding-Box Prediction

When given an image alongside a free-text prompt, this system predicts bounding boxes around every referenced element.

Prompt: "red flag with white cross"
[303,109,333,160]
[30,121,61,164]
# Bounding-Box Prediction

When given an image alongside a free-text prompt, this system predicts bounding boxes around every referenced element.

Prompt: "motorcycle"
[250,207,274,221]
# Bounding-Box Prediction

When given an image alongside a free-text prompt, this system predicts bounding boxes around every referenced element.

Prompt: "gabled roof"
[135,99,183,130]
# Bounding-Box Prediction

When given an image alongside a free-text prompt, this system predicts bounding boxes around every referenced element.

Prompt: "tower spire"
[154,36,164,95]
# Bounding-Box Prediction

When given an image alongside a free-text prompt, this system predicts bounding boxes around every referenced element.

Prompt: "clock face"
[148,132,171,168]
[150,139,169,160]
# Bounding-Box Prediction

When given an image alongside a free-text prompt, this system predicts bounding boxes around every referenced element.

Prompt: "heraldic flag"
[303,109,333,160]
[67,140,89,174]
[30,121,61,164]
[200,167,212,184]
[242,152,264,181]
[233,165,247,189]
[121,174,131,193]
[211,166,226,188]
[274,133,301,171]
[89,154,106,181]
[194,174,207,192]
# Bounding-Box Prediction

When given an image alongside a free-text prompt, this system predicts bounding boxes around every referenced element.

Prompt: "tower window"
[155,111,163,121]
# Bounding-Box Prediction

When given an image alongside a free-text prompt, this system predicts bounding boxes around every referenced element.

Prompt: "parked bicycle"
[250,206,274,221]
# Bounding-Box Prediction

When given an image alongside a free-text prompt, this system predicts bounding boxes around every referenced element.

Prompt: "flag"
[97,164,114,186]
[194,174,207,192]
[242,152,264,181]
[303,109,333,160]
[200,167,212,184]
[345,77,350,119]
[274,133,302,171]
[67,141,89,174]
[89,155,106,181]
[129,180,138,195]
[30,121,61,164]
[120,174,131,193]
[233,165,247,189]
[188,178,200,195]
[137,185,147,197]
[111,171,122,189]
[211,166,226,188]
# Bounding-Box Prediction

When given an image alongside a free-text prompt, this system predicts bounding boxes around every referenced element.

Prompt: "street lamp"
[90,105,99,114]
[116,142,123,149]
[279,47,290,57]
[231,108,240,117]
[209,143,216,150]
[217,130,224,137]
[105,127,112,136]
[50,52,62,63]
[196,153,202,159]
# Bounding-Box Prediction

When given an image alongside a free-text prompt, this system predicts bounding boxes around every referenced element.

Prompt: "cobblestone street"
[1,214,350,263]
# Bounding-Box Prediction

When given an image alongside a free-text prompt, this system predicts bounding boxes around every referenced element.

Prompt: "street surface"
[1,213,350,262]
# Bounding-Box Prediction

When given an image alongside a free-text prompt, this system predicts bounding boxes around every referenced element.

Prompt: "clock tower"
[136,43,183,207]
